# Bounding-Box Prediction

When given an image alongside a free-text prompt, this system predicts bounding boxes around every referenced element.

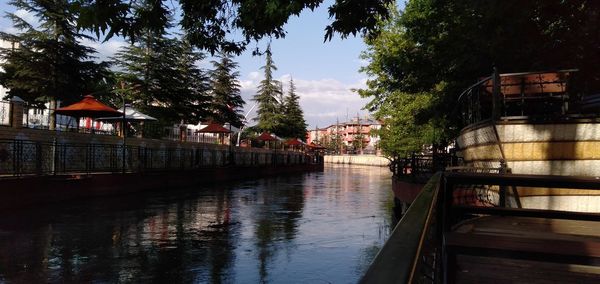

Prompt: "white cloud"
[248,71,260,80]
[80,38,127,62]
[239,71,371,129]
[1,9,38,33]
[14,9,38,27]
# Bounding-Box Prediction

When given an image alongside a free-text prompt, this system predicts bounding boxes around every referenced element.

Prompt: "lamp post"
[121,83,127,174]
[237,103,257,146]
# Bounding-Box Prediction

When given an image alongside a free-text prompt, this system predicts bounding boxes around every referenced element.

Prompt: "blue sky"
[0,1,377,129]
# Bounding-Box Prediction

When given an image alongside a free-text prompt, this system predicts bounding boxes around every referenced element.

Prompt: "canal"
[0,165,394,283]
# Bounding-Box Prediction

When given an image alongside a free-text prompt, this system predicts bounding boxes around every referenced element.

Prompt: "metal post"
[492,67,501,120]
[498,159,508,207]
[122,94,126,174]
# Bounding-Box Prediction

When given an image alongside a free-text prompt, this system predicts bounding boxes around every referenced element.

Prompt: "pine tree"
[281,77,307,139]
[253,44,283,133]
[209,51,244,127]
[176,39,212,123]
[0,0,110,129]
[113,34,211,124]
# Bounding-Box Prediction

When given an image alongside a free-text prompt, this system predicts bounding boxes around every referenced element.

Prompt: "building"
[306,116,382,154]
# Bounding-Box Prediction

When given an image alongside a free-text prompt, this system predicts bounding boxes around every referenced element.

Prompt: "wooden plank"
[453,206,600,221]
[455,255,600,283]
[447,217,600,264]
[447,232,600,259]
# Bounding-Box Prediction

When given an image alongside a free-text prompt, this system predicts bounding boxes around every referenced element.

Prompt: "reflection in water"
[0,165,393,283]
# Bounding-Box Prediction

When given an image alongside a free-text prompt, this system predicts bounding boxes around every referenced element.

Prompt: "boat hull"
[456,119,600,212]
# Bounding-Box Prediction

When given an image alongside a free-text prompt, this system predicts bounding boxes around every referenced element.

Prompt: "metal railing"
[0,139,314,177]
[390,153,458,183]
[361,171,600,283]
[360,173,443,284]
[456,69,600,127]
[163,127,221,144]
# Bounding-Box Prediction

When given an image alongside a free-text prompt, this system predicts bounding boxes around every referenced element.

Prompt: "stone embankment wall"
[325,155,389,167]
[0,100,309,175]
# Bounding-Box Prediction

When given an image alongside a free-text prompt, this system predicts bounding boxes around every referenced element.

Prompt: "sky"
[0,1,376,129]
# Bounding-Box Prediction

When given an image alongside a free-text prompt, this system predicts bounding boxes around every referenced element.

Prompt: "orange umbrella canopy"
[55,95,122,118]
[257,132,278,141]
[196,122,231,133]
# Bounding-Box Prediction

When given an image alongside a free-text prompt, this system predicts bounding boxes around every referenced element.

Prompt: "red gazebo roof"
[55,95,122,118]
[308,142,326,149]
[196,122,231,133]
[285,138,303,146]
[257,132,278,141]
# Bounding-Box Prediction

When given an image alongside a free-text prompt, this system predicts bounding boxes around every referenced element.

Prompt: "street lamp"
[113,81,139,174]
[237,102,257,146]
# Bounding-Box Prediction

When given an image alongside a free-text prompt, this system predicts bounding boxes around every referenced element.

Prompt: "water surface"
[0,165,393,283]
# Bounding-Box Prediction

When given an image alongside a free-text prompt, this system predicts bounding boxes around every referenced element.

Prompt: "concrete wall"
[324,155,389,167]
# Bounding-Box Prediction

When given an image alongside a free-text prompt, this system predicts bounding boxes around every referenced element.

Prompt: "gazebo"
[54,95,122,132]
[196,122,232,144]
[307,142,326,153]
[257,132,278,149]
[285,138,304,151]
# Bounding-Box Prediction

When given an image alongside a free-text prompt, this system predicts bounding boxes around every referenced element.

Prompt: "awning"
[285,138,304,146]
[257,132,278,141]
[196,122,232,133]
[55,95,121,118]
[97,106,157,121]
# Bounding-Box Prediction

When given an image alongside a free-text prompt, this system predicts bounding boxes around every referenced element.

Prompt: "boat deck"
[447,216,600,283]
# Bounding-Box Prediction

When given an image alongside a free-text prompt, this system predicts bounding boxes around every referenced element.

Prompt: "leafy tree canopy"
[360,0,600,158]
[74,0,394,54]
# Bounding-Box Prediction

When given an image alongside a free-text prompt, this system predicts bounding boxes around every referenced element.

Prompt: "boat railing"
[391,153,458,183]
[456,69,600,127]
[361,172,600,283]
[360,173,444,284]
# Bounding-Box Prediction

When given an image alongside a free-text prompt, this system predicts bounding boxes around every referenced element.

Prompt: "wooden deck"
[447,216,600,283]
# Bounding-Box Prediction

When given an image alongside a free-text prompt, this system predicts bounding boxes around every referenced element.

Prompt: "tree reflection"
[253,176,306,283]
[0,166,393,283]
[0,188,240,283]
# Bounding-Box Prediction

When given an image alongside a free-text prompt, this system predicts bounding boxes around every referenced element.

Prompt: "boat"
[455,69,600,212]
[362,69,600,283]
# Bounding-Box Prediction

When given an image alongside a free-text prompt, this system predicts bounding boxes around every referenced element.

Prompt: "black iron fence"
[0,139,312,177]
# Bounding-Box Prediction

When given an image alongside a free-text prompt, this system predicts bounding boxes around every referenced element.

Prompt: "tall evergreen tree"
[177,38,212,123]
[0,0,110,129]
[209,51,244,127]
[113,34,211,124]
[281,77,307,139]
[253,44,283,133]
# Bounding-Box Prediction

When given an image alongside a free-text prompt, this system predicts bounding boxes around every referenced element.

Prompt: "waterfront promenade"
[0,100,322,209]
